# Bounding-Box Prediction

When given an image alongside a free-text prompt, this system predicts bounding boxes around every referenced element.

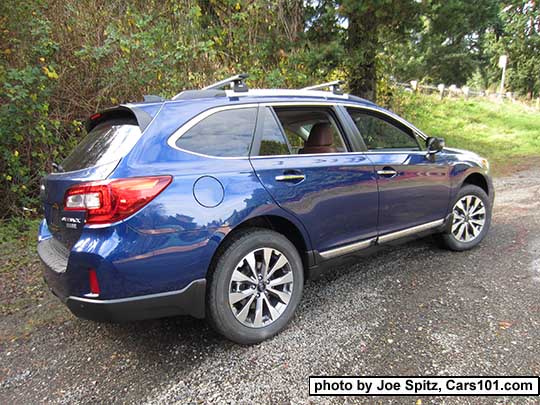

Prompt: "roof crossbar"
[202,73,249,93]
[302,80,344,95]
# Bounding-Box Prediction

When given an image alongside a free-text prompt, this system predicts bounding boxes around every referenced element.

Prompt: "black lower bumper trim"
[66,279,206,322]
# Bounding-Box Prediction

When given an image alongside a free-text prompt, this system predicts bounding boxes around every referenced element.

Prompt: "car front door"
[249,104,379,256]
[344,107,451,237]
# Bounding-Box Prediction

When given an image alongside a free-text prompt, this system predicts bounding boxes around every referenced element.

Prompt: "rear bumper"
[65,279,206,321]
[38,232,207,322]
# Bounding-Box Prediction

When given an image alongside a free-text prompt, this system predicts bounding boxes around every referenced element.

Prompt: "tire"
[207,228,304,345]
[437,184,492,251]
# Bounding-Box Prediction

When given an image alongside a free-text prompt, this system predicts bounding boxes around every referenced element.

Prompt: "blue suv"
[38,75,494,344]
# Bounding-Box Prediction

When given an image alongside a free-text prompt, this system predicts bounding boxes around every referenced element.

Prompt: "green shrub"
[0,7,62,217]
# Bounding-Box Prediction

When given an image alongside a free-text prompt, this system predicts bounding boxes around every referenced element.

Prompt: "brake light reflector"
[64,176,172,225]
[88,269,100,295]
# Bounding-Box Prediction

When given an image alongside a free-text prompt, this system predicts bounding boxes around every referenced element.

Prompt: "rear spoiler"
[85,104,159,133]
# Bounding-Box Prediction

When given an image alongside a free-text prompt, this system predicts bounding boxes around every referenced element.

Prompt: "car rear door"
[249,104,379,256]
[344,106,451,236]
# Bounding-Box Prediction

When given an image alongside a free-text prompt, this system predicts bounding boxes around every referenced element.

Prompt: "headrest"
[306,123,333,147]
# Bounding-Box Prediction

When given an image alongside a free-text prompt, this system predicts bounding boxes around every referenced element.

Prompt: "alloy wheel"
[228,247,293,328]
[451,195,486,243]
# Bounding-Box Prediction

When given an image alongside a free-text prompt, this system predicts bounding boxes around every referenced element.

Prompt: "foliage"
[395,0,500,86]
[495,1,540,97]
[0,4,70,217]
[0,0,315,218]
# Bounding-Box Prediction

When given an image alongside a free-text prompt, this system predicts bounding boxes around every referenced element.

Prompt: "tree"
[498,1,540,97]
[422,0,500,86]
[383,0,500,87]
[339,0,421,100]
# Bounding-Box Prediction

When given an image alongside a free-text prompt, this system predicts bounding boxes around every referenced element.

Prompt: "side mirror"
[426,137,445,155]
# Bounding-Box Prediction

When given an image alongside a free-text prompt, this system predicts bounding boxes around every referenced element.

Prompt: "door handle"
[275,174,306,182]
[377,168,398,178]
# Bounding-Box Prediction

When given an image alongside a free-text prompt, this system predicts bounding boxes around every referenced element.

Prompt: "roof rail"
[202,73,249,93]
[302,80,344,95]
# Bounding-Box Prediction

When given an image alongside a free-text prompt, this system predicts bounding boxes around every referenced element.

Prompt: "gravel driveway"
[1,167,540,405]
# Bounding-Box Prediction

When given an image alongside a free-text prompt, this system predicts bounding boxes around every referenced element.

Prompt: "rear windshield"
[62,118,142,171]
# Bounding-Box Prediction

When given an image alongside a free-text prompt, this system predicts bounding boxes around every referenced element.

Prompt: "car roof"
[222,89,377,106]
[127,89,378,109]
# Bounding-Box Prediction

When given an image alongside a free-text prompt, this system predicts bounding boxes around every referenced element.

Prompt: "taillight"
[64,176,172,225]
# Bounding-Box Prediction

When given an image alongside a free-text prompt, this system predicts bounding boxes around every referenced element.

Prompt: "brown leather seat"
[299,123,337,154]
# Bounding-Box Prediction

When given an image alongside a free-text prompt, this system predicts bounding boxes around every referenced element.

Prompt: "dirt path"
[1,168,540,404]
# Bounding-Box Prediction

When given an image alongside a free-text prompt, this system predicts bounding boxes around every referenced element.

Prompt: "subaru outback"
[38,75,494,344]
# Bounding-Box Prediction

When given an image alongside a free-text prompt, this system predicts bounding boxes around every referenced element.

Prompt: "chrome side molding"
[377,218,445,244]
[320,238,376,260]
[319,218,445,260]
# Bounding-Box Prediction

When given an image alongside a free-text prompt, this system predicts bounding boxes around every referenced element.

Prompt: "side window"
[175,108,257,157]
[347,108,419,150]
[258,108,290,156]
[272,107,347,155]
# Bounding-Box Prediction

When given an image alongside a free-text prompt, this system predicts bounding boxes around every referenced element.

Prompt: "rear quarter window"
[174,107,257,157]
[62,118,142,171]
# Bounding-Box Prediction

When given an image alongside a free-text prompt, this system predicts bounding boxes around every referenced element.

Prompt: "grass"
[0,218,43,317]
[0,218,70,342]
[396,93,540,174]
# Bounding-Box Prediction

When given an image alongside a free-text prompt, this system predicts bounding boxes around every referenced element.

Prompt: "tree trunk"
[346,8,378,101]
